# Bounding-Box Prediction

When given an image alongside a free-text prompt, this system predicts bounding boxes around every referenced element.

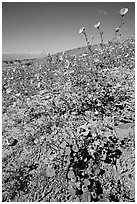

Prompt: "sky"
[2,2,135,54]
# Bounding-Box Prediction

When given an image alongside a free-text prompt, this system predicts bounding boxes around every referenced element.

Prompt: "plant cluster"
[2,7,135,202]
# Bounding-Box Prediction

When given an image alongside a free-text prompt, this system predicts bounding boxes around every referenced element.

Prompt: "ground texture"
[2,38,135,202]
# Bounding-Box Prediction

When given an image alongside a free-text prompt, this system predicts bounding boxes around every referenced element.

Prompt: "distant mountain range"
[2,53,46,61]
[2,44,101,61]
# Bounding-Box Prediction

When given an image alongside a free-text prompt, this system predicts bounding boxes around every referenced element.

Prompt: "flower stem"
[83,32,92,54]
[98,27,104,51]
[113,16,124,41]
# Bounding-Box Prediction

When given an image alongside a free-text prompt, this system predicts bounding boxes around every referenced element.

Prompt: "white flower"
[94,58,99,63]
[94,22,101,28]
[115,27,120,32]
[59,56,63,61]
[120,8,128,16]
[79,27,85,34]
[82,53,88,57]
[94,110,99,115]
[65,59,70,68]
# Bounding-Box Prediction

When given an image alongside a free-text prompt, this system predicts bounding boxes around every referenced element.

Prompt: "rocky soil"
[2,38,135,202]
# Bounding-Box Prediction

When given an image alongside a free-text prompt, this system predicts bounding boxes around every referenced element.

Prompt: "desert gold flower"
[120,8,128,16]
[79,27,85,34]
[115,27,120,32]
[94,22,101,28]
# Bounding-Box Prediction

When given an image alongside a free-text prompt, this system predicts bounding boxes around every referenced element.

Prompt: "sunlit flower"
[120,8,128,16]
[94,58,99,63]
[115,27,120,32]
[94,22,101,28]
[79,27,85,34]
[59,56,63,61]
[82,53,88,57]
[65,60,70,68]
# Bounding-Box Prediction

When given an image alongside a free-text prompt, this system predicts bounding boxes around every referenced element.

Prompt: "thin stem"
[113,16,124,41]
[83,32,92,54]
[98,27,104,51]
[119,16,124,29]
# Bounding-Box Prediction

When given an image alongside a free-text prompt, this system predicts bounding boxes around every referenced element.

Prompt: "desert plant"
[90,35,94,47]
[94,22,104,51]
[79,27,92,54]
[113,8,128,41]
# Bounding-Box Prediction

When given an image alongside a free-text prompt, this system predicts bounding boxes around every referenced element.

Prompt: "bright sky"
[2,2,135,54]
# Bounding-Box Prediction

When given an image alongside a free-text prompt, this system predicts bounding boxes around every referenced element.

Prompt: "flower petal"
[120,8,128,16]
[79,27,85,34]
[116,27,120,32]
[94,22,101,28]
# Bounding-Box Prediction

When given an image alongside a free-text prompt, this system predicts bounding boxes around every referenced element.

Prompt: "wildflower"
[94,58,99,63]
[79,27,92,54]
[79,27,86,34]
[82,53,88,57]
[59,56,63,61]
[65,59,70,68]
[94,22,101,29]
[120,8,128,16]
[115,27,120,32]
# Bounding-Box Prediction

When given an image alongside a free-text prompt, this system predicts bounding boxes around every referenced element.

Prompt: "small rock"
[65,147,71,155]
[68,182,76,196]
[60,141,67,149]
[82,185,88,192]
[94,110,99,115]
[71,111,77,115]
[6,88,12,94]
[75,197,80,202]
[84,179,90,186]
[71,176,76,182]
[34,138,39,144]
[68,170,75,179]
[60,149,64,156]
[45,94,51,99]
[72,144,78,152]
[67,138,73,145]
[16,93,20,97]
[75,181,81,189]
[46,167,55,178]
[37,82,41,88]
[6,137,18,146]
[39,89,46,95]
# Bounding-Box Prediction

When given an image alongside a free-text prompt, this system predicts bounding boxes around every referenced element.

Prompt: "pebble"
[84,178,90,186]
[60,141,67,149]
[6,88,12,94]
[16,93,20,97]
[34,138,39,144]
[72,144,78,152]
[6,137,18,146]
[68,170,75,179]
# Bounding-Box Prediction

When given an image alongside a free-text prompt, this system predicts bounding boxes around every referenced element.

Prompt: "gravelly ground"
[2,38,135,202]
